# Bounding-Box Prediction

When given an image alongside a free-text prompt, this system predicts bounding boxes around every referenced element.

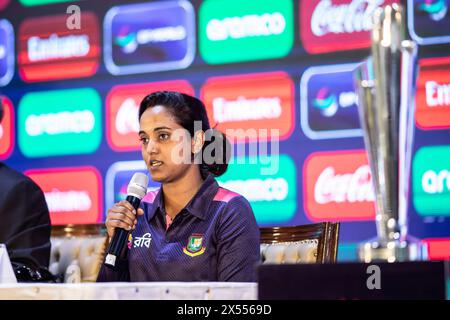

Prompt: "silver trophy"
[354,4,427,262]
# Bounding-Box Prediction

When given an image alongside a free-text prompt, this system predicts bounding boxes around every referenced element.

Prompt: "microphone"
[104,172,149,268]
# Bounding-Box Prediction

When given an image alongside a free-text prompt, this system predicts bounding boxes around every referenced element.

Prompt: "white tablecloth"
[0,282,258,300]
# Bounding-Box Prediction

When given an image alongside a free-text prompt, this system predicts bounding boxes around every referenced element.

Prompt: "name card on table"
[0,243,17,283]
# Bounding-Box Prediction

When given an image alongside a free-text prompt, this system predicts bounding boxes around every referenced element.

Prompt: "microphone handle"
[104,195,141,269]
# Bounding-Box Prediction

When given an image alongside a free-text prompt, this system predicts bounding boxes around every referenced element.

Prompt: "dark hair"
[139,91,230,178]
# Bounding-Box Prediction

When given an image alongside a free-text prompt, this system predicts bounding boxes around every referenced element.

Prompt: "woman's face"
[139,105,193,183]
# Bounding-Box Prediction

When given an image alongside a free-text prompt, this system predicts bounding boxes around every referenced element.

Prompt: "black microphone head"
[127,173,149,199]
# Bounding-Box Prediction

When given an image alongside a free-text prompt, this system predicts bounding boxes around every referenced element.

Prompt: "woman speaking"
[97,91,260,282]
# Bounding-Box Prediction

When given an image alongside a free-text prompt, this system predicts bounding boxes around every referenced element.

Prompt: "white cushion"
[50,236,107,282]
[260,239,318,264]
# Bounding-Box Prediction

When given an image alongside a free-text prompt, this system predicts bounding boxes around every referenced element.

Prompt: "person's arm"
[96,199,144,282]
[3,179,51,269]
[216,196,260,282]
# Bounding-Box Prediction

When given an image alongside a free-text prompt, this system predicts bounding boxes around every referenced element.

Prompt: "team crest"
[183,234,206,257]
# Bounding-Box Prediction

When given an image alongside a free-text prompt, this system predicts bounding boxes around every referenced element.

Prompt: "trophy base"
[358,236,428,263]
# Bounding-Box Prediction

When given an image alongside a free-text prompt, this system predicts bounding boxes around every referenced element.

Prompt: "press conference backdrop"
[0,0,449,261]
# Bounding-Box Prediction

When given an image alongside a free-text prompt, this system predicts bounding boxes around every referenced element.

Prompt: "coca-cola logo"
[304,150,376,221]
[301,0,397,53]
[314,165,374,204]
[311,0,382,36]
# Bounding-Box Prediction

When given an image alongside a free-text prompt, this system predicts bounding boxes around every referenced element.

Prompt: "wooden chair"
[49,224,108,282]
[260,222,340,264]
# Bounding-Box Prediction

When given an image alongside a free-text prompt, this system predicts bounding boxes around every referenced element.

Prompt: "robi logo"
[303,150,376,222]
[313,88,338,117]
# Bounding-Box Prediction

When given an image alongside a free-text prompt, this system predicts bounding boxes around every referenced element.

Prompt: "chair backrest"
[260,222,340,264]
[49,224,107,283]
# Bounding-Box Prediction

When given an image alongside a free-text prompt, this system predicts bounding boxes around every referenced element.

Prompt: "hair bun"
[200,128,230,178]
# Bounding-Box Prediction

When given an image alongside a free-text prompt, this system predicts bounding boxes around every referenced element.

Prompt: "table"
[0,282,258,300]
[258,261,448,299]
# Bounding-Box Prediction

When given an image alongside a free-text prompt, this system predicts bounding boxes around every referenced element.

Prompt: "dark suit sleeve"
[216,196,260,282]
[2,179,51,269]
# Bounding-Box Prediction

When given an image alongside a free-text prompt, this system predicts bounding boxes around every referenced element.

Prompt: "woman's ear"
[192,130,205,154]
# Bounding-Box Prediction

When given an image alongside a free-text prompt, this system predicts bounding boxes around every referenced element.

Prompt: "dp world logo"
[300,63,362,140]
[418,0,448,21]
[408,0,450,45]
[104,0,195,75]
[313,88,338,117]
[114,26,138,54]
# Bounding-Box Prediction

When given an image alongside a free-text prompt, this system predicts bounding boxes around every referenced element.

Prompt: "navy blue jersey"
[97,174,260,282]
